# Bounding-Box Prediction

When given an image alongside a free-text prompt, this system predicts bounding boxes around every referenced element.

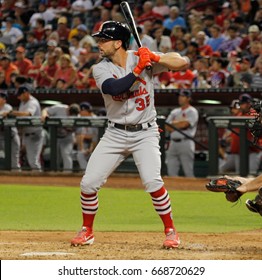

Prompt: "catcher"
[206,174,262,216]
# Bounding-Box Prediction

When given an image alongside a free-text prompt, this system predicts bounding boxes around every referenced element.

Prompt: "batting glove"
[133,47,151,75]
[136,47,160,63]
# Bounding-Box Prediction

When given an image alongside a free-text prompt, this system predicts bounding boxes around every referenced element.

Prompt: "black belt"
[24,133,36,137]
[172,138,184,142]
[110,121,151,132]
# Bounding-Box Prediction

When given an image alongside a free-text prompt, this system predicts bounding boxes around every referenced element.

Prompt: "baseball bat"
[120,1,152,70]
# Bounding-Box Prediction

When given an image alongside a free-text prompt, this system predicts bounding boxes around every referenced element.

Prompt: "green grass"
[0,185,261,232]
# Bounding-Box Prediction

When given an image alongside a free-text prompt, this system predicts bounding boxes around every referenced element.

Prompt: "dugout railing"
[0,115,260,176]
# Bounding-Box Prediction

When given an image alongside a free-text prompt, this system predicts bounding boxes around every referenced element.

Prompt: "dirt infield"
[0,173,261,260]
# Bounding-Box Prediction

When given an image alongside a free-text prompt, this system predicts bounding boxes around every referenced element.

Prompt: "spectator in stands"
[25,31,43,60]
[0,90,21,170]
[14,1,35,30]
[55,78,67,89]
[153,71,173,89]
[151,27,172,53]
[32,18,46,42]
[163,6,186,31]
[29,3,56,28]
[27,52,45,87]
[92,8,111,34]
[0,70,8,89]
[37,53,59,88]
[71,0,94,15]
[57,16,70,45]
[170,67,195,89]
[209,57,229,88]
[52,54,78,89]
[77,24,97,48]
[240,72,253,88]
[76,102,98,170]
[7,84,43,171]
[247,41,262,68]
[239,24,261,50]
[1,17,24,45]
[251,59,262,88]
[68,14,84,41]
[186,41,200,63]
[174,39,188,56]
[226,50,240,73]
[44,24,59,43]
[69,35,84,64]
[215,2,238,27]
[130,26,155,51]
[170,25,187,51]
[165,90,199,177]
[202,14,215,37]
[0,55,19,87]
[14,46,33,77]
[196,31,213,57]
[227,56,253,87]
[153,0,170,17]
[41,103,80,172]
[217,24,242,53]
[136,1,164,25]
[45,39,58,61]
[206,24,225,52]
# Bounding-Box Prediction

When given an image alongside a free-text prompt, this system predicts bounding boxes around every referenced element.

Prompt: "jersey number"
[135,95,150,111]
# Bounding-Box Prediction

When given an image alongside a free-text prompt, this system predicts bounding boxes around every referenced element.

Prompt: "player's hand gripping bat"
[120,1,152,70]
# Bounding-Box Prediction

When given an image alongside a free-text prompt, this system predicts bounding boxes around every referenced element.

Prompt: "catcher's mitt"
[206,177,243,202]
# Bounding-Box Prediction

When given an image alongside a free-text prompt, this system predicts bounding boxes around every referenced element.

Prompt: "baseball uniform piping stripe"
[151,192,169,203]
[82,207,99,212]
[81,196,98,202]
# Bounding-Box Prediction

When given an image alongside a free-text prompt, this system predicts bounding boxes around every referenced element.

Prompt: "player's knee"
[144,179,164,193]
[80,174,104,194]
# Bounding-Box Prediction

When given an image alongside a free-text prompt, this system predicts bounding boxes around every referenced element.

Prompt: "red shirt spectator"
[215,2,238,27]
[170,69,195,89]
[14,46,33,76]
[136,1,163,25]
[27,52,45,81]
[36,54,59,88]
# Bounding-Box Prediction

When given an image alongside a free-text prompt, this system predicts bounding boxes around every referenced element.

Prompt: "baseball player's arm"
[41,108,49,120]
[7,110,31,117]
[165,119,190,132]
[227,174,262,193]
[142,48,189,71]
[155,53,190,71]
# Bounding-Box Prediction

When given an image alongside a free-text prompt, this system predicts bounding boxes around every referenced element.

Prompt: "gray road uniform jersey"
[76,125,99,170]
[81,50,168,194]
[19,95,43,170]
[166,105,199,177]
[0,103,21,169]
[46,104,75,171]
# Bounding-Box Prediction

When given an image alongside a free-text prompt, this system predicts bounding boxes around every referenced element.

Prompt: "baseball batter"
[71,21,190,249]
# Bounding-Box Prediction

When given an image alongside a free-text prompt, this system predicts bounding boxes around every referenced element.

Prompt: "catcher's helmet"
[92,21,130,50]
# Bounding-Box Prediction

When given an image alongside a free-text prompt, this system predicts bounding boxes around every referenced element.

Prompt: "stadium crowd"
[0,0,261,91]
[0,0,261,173]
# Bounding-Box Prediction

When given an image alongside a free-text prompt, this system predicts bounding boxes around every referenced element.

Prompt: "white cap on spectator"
[47,39,58,47]
[248,25,260,33]
[44,24,52,30]
[15,1,26,8]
